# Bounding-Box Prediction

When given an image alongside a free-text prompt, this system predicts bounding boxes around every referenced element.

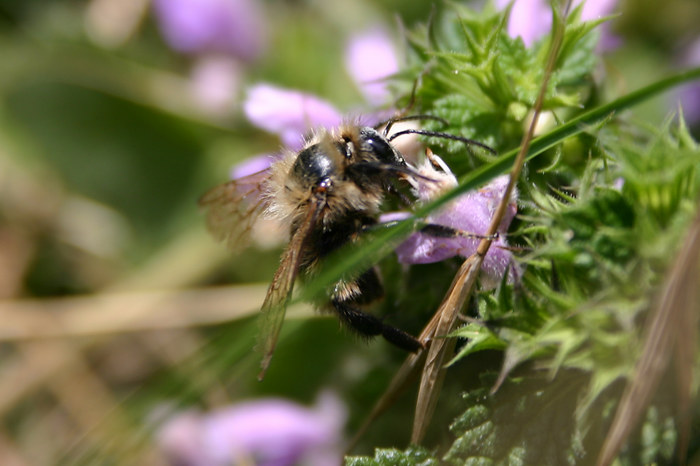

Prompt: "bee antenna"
[388,129,497,155]
[377,114,449,136]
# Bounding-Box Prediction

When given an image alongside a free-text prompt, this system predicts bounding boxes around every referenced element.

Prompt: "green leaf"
[449,323,506,365]
[445,371,588,465]
[346,446,438,466]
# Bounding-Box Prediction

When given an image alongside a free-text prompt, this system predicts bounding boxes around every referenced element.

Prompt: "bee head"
[357,127,407,168]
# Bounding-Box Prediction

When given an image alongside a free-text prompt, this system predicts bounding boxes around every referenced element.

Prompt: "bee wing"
[199,168,271,252]
[257,196,324,380]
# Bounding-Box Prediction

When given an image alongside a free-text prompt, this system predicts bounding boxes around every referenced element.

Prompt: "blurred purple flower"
[157,392,346,466]
[496,0,551,47]
[578,0,619,23]
[678,84,700,125]
[241,82,413,159]
[230,153,276,180]
[387,152,517,288]
[189,56,242,117]
[243,28,401,149]
[243,84,344,150]
[495,0,618,48]
[152,0,267,62]
[345,28,399,103]
[675,37,700,125]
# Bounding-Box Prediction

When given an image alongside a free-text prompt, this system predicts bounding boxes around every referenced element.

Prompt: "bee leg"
[383,182,413,206]
[331,299,423,352]
[419,223,498,240]
[380,320,424,352]
[368,220,498,241]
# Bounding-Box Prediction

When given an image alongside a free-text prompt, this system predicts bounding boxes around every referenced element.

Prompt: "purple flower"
[674,37,700,125]
[156,392,346,466]
[243,84,343,150]
[678,84,700,125]
[496,0,551,47]
[495,0,618,47]
[241,83,421,162]
[345,28,400,103]
[230,154,276,180]
[578,0,619,23]
[152,0,267,62]
[388,152,517,288]
[188,56,242,117]
[243,28,402,149]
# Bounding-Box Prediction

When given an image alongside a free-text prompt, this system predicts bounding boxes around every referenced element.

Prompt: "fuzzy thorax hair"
[263,126,388,229]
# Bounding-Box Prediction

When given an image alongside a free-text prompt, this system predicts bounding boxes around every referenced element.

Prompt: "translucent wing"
[199,168,271,252]
[257,196,324,380]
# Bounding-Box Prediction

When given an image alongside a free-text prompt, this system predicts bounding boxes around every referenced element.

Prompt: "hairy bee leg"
[331,299,423,352]
[380,322,424,352]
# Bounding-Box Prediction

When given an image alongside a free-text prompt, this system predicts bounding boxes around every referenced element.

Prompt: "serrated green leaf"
[445,371,588,465]
[346,446,438,466]
[449,324,507,365]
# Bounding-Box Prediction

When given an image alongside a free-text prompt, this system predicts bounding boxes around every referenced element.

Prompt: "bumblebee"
[200,118,493,378]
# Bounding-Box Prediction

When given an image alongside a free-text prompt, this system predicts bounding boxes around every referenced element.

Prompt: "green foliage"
[348,2,700,465]
[444,371,588,465]
[406,3,602,160]
[346,445,439,466]
[438,108,700,465]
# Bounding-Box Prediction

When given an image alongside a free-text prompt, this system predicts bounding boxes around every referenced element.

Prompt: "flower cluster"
[152,0,268,116]
[229,26,403,174]
[384,151,518,288]
[244,84,343,151]
[152,0,266,60]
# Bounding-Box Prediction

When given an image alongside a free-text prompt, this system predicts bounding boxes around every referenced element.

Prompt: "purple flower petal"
[496,0,551,47]
[153,0,266,61]
[230,154,276,180]
[345,28,399,103]
[673,37,700,125]
[496,0,618,47]
[189,56,241,116]
[394,154,517,288]
[156,393,346,466]
[677,83,700,125]
[243,84,343,150]
[156,411,207,466]
[579,0,618,21]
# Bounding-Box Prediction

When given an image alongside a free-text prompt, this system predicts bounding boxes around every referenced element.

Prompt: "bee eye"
[360,127,406,166]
